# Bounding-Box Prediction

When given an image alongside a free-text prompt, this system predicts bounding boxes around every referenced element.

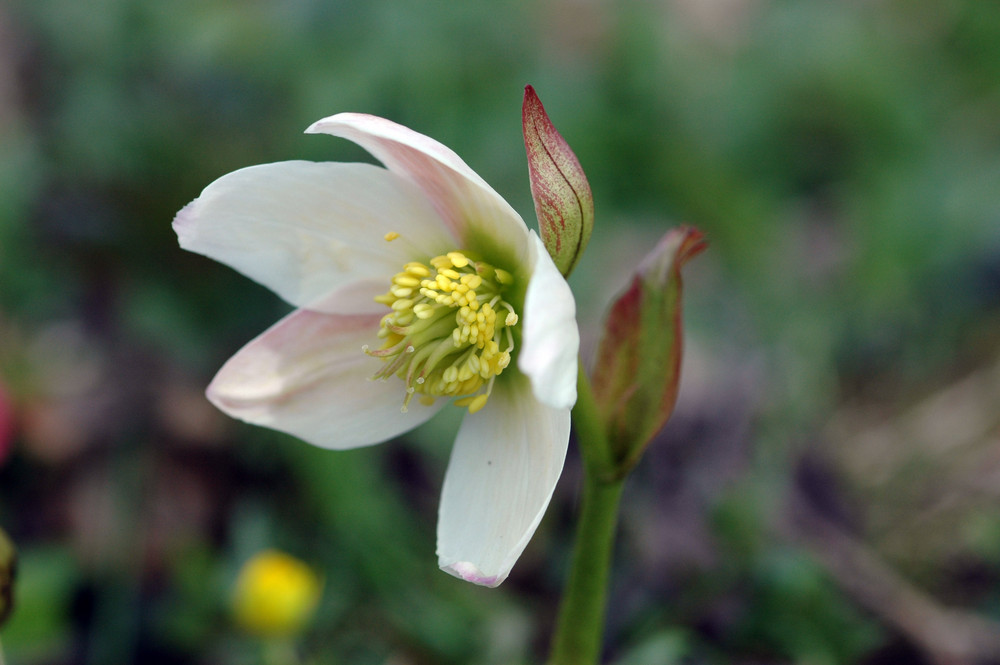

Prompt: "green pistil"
[366,247,519,414]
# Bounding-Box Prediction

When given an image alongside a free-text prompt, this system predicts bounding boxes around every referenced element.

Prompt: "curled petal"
[208,308,444,449]
[306,114,529,267]
[174,161,453,314]
[437,377,570,586]
[518,233,579,410]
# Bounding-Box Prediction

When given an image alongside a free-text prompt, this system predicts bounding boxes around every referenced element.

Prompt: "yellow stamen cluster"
[366,245,518,414]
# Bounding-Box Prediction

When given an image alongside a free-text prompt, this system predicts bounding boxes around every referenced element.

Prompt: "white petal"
[174,161,453,313]
[518,232,579,409]
[436,377,570,586]
[207,308,444,449]
[306,113,529,264]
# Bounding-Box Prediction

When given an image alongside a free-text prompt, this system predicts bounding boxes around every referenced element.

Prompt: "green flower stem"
[548,366,626,665]
[549,472,625,664]
[571,361,615,477]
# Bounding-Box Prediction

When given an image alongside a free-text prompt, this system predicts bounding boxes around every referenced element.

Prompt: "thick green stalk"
[548,366,625,665]
[548,473,625,664]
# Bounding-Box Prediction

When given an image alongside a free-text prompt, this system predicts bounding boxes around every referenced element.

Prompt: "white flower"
[173,113,579,586]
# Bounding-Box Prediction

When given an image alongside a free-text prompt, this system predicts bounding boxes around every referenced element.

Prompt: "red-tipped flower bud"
[522,85,594,277]
[592,227,707,472]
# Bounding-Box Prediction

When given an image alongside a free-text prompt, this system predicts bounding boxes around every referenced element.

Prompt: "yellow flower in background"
[232,550,322,638]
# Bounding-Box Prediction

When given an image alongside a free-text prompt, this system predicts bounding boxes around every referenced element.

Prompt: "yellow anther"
[412,303,435,319]
[391,299,414,311]
[447,251,469,268]
[431,255,453,270]
[394,275,420,287]
[405,263,431,277]
[466,394,489,414]
[370,249,520,416]
[384,231,401,242]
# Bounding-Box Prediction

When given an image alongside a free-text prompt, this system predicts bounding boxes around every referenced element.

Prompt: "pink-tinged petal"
[436,377,570,586]
[174,161,453,314]
[518,233,579,410]
[207,308,444,449]
[306,114,529,264]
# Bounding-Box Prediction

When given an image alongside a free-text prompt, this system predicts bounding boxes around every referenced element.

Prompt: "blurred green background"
[2,0,1000,663]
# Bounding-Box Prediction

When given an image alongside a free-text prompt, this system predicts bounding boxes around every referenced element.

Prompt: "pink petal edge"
[207,308,445,450]
[441,561,501,588]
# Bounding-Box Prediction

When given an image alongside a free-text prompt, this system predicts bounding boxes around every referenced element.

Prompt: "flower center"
[366,248,518,414]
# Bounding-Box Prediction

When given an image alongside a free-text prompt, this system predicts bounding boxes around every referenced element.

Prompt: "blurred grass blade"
[0,527,15,628]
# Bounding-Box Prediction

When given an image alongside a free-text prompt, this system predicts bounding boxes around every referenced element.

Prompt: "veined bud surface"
[522,85,594,278]
[592,227,707,472]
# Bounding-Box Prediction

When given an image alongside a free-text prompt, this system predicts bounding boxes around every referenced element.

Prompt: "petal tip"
[171,201,197,245]
[204,373,241,418]
[440,560,503,588]
[304,112,376,136]
[303,113,345,135]
[303,118,326,135]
